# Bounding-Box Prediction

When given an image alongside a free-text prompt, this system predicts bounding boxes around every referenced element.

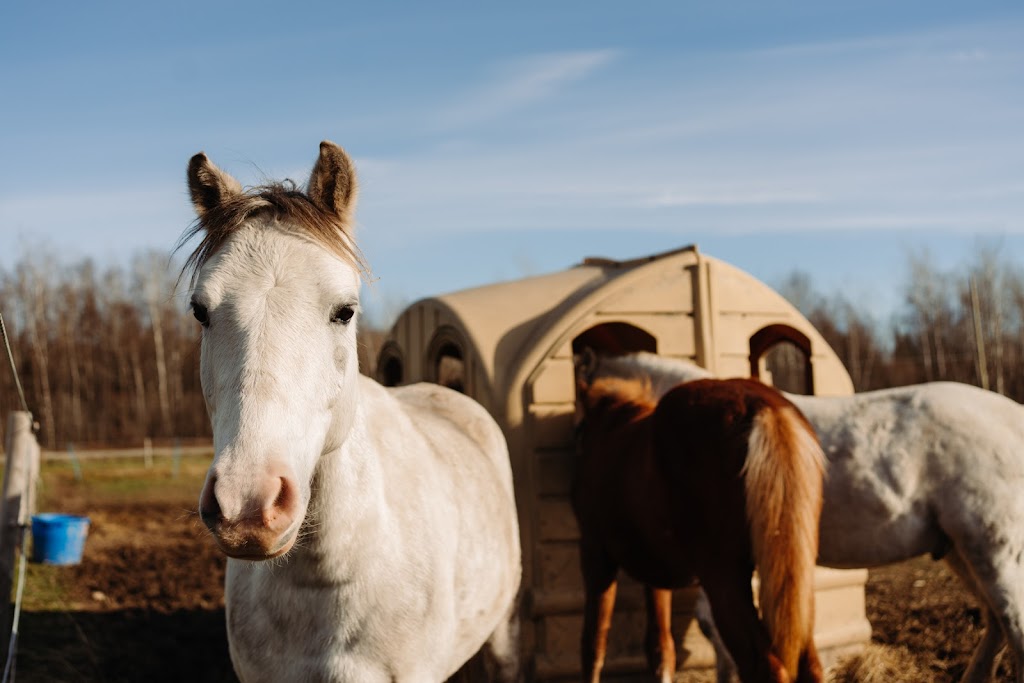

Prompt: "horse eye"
[330,304,355,325]
[192,302,210,327]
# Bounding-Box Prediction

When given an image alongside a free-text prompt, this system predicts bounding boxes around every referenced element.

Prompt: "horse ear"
[188,153,242,218]
[308,141,358,223]
[574,347,599,390]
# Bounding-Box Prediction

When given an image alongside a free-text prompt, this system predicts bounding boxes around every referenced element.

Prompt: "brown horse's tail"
[742,404,824,676]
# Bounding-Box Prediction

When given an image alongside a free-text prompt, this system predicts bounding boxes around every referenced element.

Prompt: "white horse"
[589,351,1024,683]
[182,142,521,682]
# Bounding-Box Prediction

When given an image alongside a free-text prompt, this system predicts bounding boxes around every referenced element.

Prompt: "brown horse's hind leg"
[700,569,788,683]
[580,539,619,683]
[644,587,677,683]
[796,646,823,683]
[583,581,618,683]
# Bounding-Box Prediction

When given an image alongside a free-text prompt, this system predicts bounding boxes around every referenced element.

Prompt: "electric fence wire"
[0,529,26,683]
[0,313,28,414]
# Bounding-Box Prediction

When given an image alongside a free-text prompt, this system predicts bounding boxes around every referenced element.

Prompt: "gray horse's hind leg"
[944,529,1024,683]
[964,609,1009,683]
[694,588,738,683]
[945,549,1006,683]
[484,601,522,683]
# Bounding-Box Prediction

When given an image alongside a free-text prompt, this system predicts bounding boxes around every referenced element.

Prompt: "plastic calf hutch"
[378,245,870,681]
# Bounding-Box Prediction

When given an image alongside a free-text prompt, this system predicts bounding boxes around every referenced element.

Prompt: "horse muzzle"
[199,473,302,560]
[205,515,300,560]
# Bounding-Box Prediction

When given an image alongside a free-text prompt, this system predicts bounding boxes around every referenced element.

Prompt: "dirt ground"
[15,501,233,683]
[10,493,1017,682]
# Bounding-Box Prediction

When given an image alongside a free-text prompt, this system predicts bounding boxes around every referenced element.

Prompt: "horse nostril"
[200,506,220,531]
[199,476,222,531]
[260,476,299,534]
[274,477,296,512]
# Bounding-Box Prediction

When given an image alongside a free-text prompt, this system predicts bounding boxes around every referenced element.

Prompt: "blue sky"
[2,1,1022,327]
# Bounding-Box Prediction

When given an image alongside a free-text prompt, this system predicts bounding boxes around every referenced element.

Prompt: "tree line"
[0,250,203,449]
[778,244,1024,398]
[0,248,385,450]
[0,244,1020,449]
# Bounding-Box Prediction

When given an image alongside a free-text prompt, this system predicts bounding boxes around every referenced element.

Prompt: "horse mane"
[583,375,658,421]
[177,181,371,286]
[592,352,712,398]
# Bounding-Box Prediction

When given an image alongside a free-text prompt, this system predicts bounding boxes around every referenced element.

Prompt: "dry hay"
[826,643,930,683]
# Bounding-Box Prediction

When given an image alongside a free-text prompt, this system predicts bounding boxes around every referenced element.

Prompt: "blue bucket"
[31,513,90,565]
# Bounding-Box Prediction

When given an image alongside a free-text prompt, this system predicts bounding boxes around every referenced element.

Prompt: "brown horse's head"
[573,348,657,448]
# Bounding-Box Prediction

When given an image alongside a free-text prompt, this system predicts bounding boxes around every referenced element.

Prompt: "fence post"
[67,442,83,482]
[172,438,181,479]
[0,412,40,660]
[143,437,153,469]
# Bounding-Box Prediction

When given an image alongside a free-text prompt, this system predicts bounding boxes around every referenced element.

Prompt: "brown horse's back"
[652,379,777,560]
[572,379,696,588]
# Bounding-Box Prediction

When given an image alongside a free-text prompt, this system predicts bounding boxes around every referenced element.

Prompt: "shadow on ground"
[16,607,236,683]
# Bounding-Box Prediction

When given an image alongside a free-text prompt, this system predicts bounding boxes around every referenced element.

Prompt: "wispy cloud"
[434,49,620,128]
[745,18,1023,62]
[643,189,823,208]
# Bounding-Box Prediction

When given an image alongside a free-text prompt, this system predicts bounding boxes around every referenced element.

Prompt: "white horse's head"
[184,142,367,560]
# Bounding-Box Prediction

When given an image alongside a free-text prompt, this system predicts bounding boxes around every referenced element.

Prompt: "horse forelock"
[178,182,370,287]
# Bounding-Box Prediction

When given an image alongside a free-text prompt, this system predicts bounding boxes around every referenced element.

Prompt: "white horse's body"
[594,352,1024,682]
[184,142,521,682]
[224,378,520,682]
[793,383,1024,574]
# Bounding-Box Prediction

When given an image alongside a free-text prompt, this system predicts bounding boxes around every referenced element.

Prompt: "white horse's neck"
[599,352,712,397]
[285,380,396,583]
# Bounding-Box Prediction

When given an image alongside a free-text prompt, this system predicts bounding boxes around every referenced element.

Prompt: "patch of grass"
[38,455,211,510]
[21,562,74,612]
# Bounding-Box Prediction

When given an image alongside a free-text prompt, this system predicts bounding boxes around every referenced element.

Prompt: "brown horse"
[573,351,825,683]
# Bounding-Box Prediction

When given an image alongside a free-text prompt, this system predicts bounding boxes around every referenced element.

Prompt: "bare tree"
[11,253,58,448]
[903,250,958,382]
[963,245,1008,395]
[135,252,176,438]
